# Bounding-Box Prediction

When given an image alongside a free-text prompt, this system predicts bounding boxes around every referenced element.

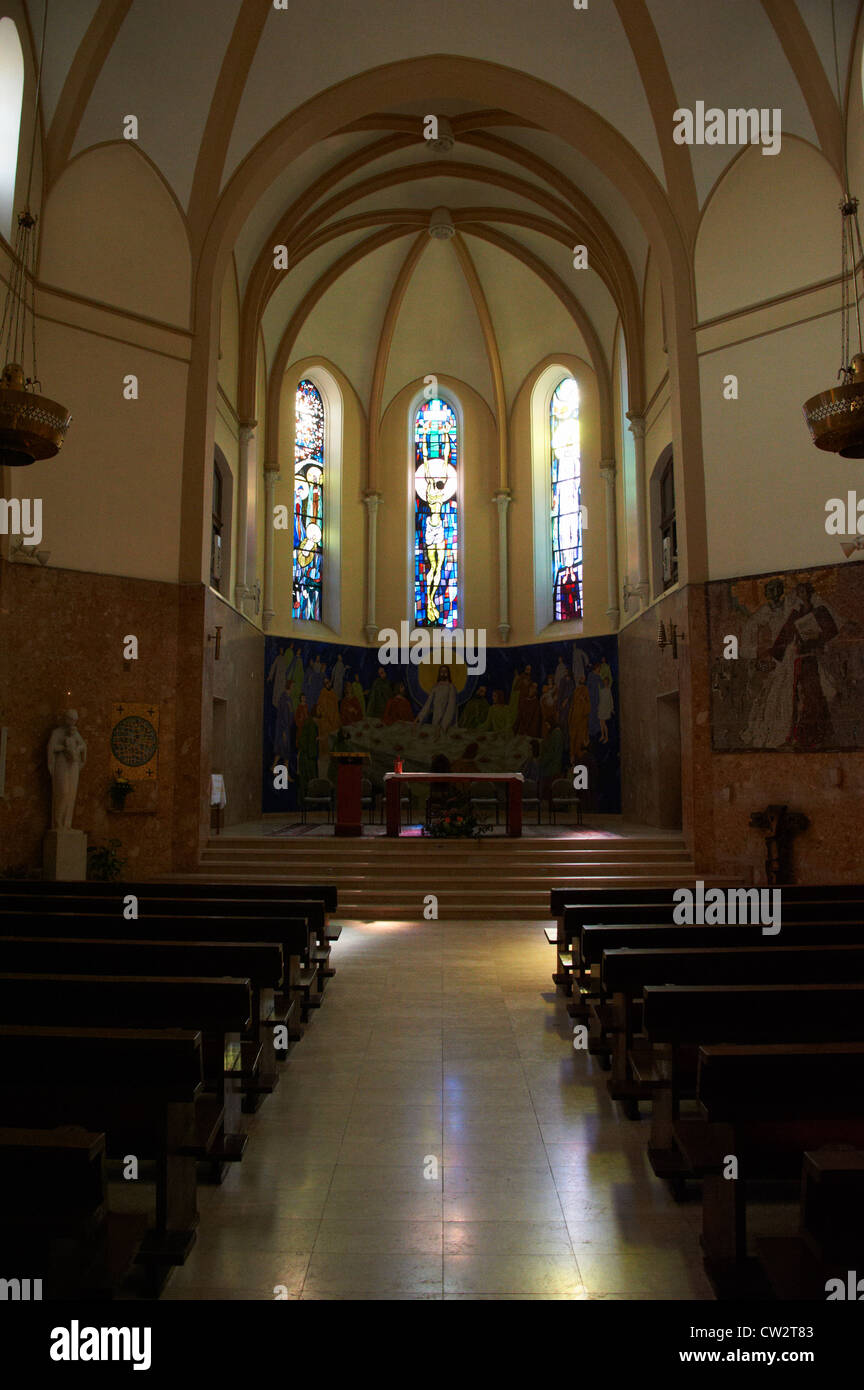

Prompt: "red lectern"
[332,751,369,837]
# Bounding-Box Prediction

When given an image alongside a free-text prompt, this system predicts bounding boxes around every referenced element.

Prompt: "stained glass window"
[551,376,582,621]
[413,397,459,628]
[293,378,324,622]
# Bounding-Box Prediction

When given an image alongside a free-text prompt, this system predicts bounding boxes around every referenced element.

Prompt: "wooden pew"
[551,881,864,918]
[565,903,864,1012]
[574,920,864,1036]
[0,936,289,1104]
[0,887,335,978]
[552,884,675,916]
[0,974,252,1172]
[552,886,864,984]
[676,1043,864,1275]
[757,1146,864,1300]
[640,982,864,1180]
[600,942,864,1101]
[0,878,339,914]
[0,892,328,958]
[0,908,320,1031]
[565,895,864,943]
[0,1025,204,1275]
[550,886,688,990]
[0,1125,136,1299]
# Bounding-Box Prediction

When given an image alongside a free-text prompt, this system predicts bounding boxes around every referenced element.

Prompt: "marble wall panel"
[0,558,185,877]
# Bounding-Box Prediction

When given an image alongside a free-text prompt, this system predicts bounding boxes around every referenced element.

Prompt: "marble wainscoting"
[0,560,265,878]
[0,558,187,876]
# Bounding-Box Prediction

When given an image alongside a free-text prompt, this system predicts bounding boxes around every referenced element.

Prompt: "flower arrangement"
[424,800,492,840]
[110,772,134,810]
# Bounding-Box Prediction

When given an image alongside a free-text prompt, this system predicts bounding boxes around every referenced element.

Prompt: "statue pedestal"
[43,829,88,881]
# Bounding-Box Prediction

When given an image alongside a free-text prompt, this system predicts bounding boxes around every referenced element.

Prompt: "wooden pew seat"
[757,1147,864,1300]
[675,1044,864,1278]
[0,909,319,1033]
[639,983,864,1179]
[0,936,292,1103]
[572,921,864,1024]
[0,878,339,912]
[0,1026,204,1276]
[0,974,252,1171]
[0,1125,152,1299]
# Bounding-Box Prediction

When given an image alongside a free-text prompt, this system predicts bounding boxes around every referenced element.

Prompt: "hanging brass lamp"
[803,4,864,458]
[0,4,71,467]
[802,197,864,458]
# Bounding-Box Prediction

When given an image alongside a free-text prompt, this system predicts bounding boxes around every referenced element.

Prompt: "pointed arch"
[284,361,343,632]
[528,356,600,635]
[0,15,24,240]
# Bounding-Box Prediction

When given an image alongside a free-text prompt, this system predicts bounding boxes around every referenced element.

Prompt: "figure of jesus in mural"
[415,432,457,624]
[293,465,324,620]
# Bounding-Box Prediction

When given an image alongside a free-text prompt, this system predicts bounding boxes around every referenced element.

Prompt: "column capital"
[497,622,511,643]
[238,420,257,446]
[263,467,281,485]
[363,491,383,514]
[599,457,617,477]
[626,412,646,440]
[492,489,512,512]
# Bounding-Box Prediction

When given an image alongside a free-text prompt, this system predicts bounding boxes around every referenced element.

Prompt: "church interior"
[2,0,864,1326]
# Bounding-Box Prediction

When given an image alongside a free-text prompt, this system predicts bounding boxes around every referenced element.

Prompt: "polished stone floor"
[164,921,715,1300]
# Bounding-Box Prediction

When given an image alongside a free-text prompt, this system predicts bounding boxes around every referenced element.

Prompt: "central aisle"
[166,922,714,1300]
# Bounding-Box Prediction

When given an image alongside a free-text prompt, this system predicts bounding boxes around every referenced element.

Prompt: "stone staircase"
[180,832,704,921]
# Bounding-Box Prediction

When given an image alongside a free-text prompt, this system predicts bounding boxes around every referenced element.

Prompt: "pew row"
[638,982,864,1182]
[0,1025,205,1282]
[550,886,864,990]
[0,974,252,1173]
[0,1125,149,1300]
[601,941,864,1100]
[0,936,291,1104]
[674,1043,864,1276]
[0,909,322,1027]
[0,878,338,914]
[756,1147,864,1300]
[570,916,864,1020]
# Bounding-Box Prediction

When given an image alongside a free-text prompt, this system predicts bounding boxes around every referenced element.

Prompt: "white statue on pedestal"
[47,709,87,830]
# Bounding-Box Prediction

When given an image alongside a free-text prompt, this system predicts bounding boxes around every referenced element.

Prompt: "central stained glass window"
[413,397,459,628]
[551,376,582,621]
[293,378,324,622]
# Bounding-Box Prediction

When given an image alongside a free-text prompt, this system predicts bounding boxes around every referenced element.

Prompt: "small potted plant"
[110,771,134,811]
[87,838,126,882]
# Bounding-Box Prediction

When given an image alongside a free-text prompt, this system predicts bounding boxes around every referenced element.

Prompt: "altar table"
[384,771,523,838]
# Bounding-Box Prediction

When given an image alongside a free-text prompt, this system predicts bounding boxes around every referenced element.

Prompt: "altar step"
[180,833,715,921]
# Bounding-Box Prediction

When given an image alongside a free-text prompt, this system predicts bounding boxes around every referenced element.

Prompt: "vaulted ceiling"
[21,0,862,419]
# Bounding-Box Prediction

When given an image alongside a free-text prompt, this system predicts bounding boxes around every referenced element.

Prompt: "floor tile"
[164,919,713,1303]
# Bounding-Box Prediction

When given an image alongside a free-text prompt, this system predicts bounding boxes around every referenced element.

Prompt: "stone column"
[626,412,650,604]
[493,490,512,643]
[599,457,620,630]
[363,492,382,643]
[234,422,256,612]
[262,466,280,632]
